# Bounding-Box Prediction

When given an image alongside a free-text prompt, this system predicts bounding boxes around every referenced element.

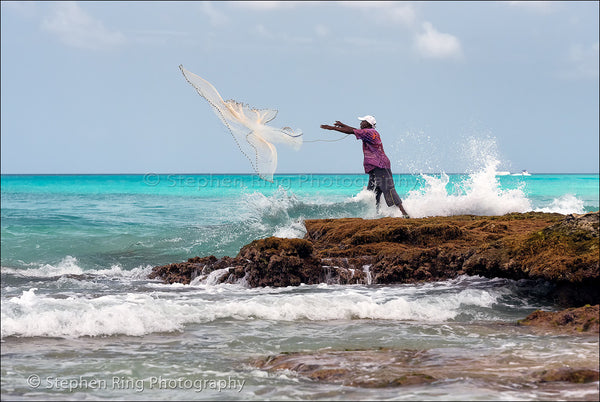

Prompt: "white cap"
[357,115,376,127]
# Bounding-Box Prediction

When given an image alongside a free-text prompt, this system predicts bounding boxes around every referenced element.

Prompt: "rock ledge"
[150,212,599,307]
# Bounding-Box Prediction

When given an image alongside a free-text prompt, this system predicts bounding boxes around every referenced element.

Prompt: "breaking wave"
[2,277,514,338]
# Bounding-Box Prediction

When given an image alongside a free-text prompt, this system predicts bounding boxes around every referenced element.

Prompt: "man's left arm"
[320,121,355,134]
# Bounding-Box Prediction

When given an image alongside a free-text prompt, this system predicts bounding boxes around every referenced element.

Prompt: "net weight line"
[303,135,351,143]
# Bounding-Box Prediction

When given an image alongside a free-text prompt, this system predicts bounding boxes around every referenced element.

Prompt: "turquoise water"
[2,173,598,271]
[1,172,599,400]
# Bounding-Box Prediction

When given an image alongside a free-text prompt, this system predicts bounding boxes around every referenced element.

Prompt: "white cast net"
[180,65,302,182]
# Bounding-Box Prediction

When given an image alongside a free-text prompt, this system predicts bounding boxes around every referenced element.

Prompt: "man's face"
[360,121,370,129]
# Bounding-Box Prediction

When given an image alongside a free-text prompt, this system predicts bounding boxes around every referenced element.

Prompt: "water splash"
[535,194,585,214]
[386,134,530,218]
[403,160,532,218]
[391,128,443,174]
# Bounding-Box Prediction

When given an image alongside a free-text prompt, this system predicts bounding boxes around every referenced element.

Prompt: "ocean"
[1,168,599,400]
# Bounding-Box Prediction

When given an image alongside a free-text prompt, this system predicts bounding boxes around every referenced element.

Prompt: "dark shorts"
[367,167,403,207]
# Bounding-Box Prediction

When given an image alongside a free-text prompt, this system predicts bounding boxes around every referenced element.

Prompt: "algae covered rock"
[150,237,324,287]
[236,237,322,287]
[150,212,599,305]
[538,367,599,383]
[253,349,437,388]
[517,304,599,333]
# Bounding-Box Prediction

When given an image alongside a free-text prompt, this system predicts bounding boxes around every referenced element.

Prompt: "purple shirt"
[353,128,391,173]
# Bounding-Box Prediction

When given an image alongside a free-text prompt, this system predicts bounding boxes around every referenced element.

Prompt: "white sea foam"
[239,136,591,223]
[243,188,299,227]
[243,166,591,223]
[93,265,154,280]
[1,282,503,338]
[1,256,153,280]
[272,219,307,238]
[189,267,232,286]
[347,157,533,219]
[1,256,84,277]
[345,134,541,219]
[349,189,385,217]
[534,194,586,214]
[402,159,532,218]
[243,189,306,236]
[243,188,350,236]
[382,134,592,217]
[1,288,190,338]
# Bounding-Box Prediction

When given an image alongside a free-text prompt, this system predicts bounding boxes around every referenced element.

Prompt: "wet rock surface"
[252,347,599,388]
[518,304,599,333]
[253,349,437,388]
[149,212,600,390]
[150,211,599,306]
[537,367,600,383]
[305,212,599,299]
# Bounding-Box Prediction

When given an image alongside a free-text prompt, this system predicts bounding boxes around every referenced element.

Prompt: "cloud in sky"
[232,1,303,11]
[41,2,125,50]
[338,1,417,26]
[200,2,230,27]
[506,1,555,14]
[228,0,418,26]
[566,41,600,79]
[314,24,329,38]
[414,22,463,60]
[205,1,463,60]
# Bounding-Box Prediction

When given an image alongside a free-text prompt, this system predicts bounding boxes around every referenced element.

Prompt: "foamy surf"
[1,277,509,338]
[534,194,586,214]
[236,164,589,240]
[400,158,531,218]
[1,256,153,280]
[349,158,589,218]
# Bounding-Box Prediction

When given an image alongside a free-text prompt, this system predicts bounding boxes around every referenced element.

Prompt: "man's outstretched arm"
[320,121,355,134]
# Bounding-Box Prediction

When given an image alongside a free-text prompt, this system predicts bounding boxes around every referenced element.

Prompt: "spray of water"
[381,133,529,218]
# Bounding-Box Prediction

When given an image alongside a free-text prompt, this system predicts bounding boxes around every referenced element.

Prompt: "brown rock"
[304,212,599,305]
[538,367,599,383]
[253,349,437,388]
[252,347,600,388]
[517,305,599,333]
[237,237,323,287]
[149,212,599,305]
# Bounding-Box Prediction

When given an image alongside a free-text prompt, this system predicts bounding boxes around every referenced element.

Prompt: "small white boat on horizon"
[512,170,531,176]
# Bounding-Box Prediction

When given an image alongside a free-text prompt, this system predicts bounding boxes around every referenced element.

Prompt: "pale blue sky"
[1,1,598,174]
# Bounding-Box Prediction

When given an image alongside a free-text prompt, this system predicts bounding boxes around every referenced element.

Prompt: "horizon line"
[2,172,599,176]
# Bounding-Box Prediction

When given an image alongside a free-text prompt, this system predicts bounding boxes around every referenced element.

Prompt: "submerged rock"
[253,349,437,388]
[252,347,599,388]
[150,211,599,305]
[517,304,599,333]
[538,367,599,383]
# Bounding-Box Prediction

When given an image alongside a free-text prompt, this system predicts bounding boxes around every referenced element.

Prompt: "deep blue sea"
[1,170,599,400]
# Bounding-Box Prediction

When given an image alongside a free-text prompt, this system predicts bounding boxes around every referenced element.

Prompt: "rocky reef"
[150,211,599,389]
[517,304,599,333]
[150,211,599,307]
[253,348,599,388]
